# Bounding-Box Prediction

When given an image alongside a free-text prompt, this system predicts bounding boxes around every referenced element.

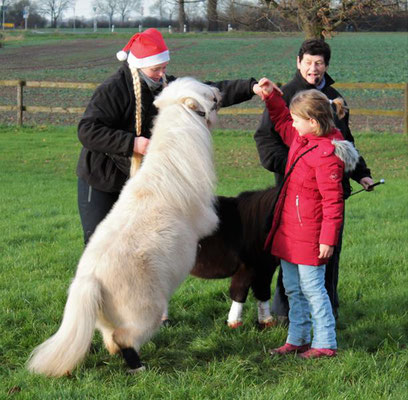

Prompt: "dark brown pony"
[190,187,280,328]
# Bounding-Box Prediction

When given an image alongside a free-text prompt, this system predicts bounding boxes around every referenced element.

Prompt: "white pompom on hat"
[116,28,170,69]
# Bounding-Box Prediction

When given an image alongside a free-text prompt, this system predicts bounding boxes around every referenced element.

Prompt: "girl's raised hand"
[253,78,283,100]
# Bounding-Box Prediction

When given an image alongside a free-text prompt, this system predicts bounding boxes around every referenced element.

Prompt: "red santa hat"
[116,28,170,69]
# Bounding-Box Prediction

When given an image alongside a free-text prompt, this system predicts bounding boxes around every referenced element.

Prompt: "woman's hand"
[253,78,283,100]
[133,137,150,155]
[318,244,334,259]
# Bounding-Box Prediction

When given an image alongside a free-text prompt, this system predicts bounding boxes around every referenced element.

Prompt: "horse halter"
[194,97,220,119]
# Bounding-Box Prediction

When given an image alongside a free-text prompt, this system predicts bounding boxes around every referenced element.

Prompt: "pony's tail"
[27,275,102,377]
[332,97,348,120]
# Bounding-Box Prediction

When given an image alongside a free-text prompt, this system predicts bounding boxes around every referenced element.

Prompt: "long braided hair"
[129,67,167,177]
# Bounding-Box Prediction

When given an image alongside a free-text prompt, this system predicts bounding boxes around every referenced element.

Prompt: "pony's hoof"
[128,365,146,374]
[226,320,243,329]
[256,317,278,330]
[161,318,172,327]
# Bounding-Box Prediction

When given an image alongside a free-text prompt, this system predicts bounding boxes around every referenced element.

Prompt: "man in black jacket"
[254,39,374,321]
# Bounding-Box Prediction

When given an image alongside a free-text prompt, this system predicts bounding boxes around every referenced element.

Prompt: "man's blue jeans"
[281,259,337,349]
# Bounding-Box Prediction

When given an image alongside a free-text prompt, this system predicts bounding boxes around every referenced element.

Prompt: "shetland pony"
[160,187,280,328]
[190,187,280,328]
[27,77,221,377]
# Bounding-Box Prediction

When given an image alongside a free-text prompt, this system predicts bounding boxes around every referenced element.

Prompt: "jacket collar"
[122,62,164,96]
[297,129,339,143]
[292,70,335,90]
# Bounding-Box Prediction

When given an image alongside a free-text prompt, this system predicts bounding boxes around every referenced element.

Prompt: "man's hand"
[359,176,375,191]
[318,244,334,259]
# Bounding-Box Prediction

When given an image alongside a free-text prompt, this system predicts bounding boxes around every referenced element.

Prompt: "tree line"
[1,0,407,38]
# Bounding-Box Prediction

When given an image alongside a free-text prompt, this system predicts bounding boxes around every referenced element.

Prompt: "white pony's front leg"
[227,301,244,328]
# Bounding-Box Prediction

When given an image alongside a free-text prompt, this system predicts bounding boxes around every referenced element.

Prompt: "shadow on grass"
[337,292,408,353]
[78,287,289,378]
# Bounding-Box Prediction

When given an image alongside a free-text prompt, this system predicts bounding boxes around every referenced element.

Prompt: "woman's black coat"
[77,63,257,192]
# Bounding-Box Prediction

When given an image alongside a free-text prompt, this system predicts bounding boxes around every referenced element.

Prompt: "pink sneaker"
[297,348,337,359]
[269,342,311,356]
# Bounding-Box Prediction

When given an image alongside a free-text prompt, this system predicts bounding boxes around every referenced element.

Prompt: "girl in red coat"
[254,78,359,358]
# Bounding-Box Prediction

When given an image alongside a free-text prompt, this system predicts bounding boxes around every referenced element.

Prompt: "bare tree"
[149,0,173,21]
[93,0,117,28]
[35,0,72,28]
[260,0,398,38]
[207,0,218,30]
[1,0,14,32]
[1,0,14,12]
[1,0,15,16]
[177,0,186,30]
[173,0,226,32]
[117,0,140,23]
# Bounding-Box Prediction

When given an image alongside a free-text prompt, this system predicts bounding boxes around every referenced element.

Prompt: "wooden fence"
[0,79,407,133]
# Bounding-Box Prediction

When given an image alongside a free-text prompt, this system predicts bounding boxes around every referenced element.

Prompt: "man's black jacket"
[254,70,371,198]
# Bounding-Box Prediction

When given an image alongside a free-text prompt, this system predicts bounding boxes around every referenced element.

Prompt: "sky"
[66,0,150,20]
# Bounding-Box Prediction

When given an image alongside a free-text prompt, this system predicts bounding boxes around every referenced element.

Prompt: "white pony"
[27,77,221,377]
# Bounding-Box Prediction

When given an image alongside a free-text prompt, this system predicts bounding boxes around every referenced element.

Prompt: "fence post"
[16,80,24,126]
[404,83,408,135]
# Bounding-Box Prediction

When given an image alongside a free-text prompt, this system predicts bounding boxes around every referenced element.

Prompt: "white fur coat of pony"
[27,77,221,377]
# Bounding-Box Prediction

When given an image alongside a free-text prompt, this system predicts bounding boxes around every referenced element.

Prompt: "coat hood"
[332,139,359,173]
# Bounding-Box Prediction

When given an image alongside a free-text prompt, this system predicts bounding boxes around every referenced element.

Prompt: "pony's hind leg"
[251,257,278,329]
[227,301,244,328]
[112,326,147,373]
[121,348,144,373]
[227,262,253,328]
[97,322,120,355]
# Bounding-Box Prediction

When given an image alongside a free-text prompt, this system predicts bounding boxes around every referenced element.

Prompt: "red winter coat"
[264,90,358,266]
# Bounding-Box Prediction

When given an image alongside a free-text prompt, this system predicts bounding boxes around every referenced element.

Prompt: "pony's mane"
[130,78,219,214]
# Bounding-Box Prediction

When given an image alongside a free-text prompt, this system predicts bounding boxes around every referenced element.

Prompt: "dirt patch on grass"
[3,33,25,42]
[0,39,121,71]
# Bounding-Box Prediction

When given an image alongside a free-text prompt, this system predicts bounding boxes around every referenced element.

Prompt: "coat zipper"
[296,195,303,226]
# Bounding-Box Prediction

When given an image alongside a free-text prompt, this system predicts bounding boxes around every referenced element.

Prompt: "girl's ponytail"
[331,97,348,120]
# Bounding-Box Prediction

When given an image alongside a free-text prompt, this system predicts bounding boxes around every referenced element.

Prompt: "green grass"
[0,126,407,399]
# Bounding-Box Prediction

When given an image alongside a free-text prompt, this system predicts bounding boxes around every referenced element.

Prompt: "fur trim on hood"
[332,139,359,173]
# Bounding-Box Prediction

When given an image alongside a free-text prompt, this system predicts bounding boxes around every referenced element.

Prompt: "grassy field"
[0,126,407,399]
[0,31,407,131]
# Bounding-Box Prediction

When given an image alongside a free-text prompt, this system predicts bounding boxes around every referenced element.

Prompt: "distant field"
[0,31,407,131]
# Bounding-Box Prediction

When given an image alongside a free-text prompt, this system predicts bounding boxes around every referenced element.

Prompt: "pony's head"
[154,77,221,128]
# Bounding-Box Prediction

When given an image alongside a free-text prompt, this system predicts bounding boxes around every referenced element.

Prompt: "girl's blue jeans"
[281,259,337,349]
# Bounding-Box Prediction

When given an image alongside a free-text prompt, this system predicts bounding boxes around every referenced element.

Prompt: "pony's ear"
[180,97,199,110]
[153,97,164,109]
